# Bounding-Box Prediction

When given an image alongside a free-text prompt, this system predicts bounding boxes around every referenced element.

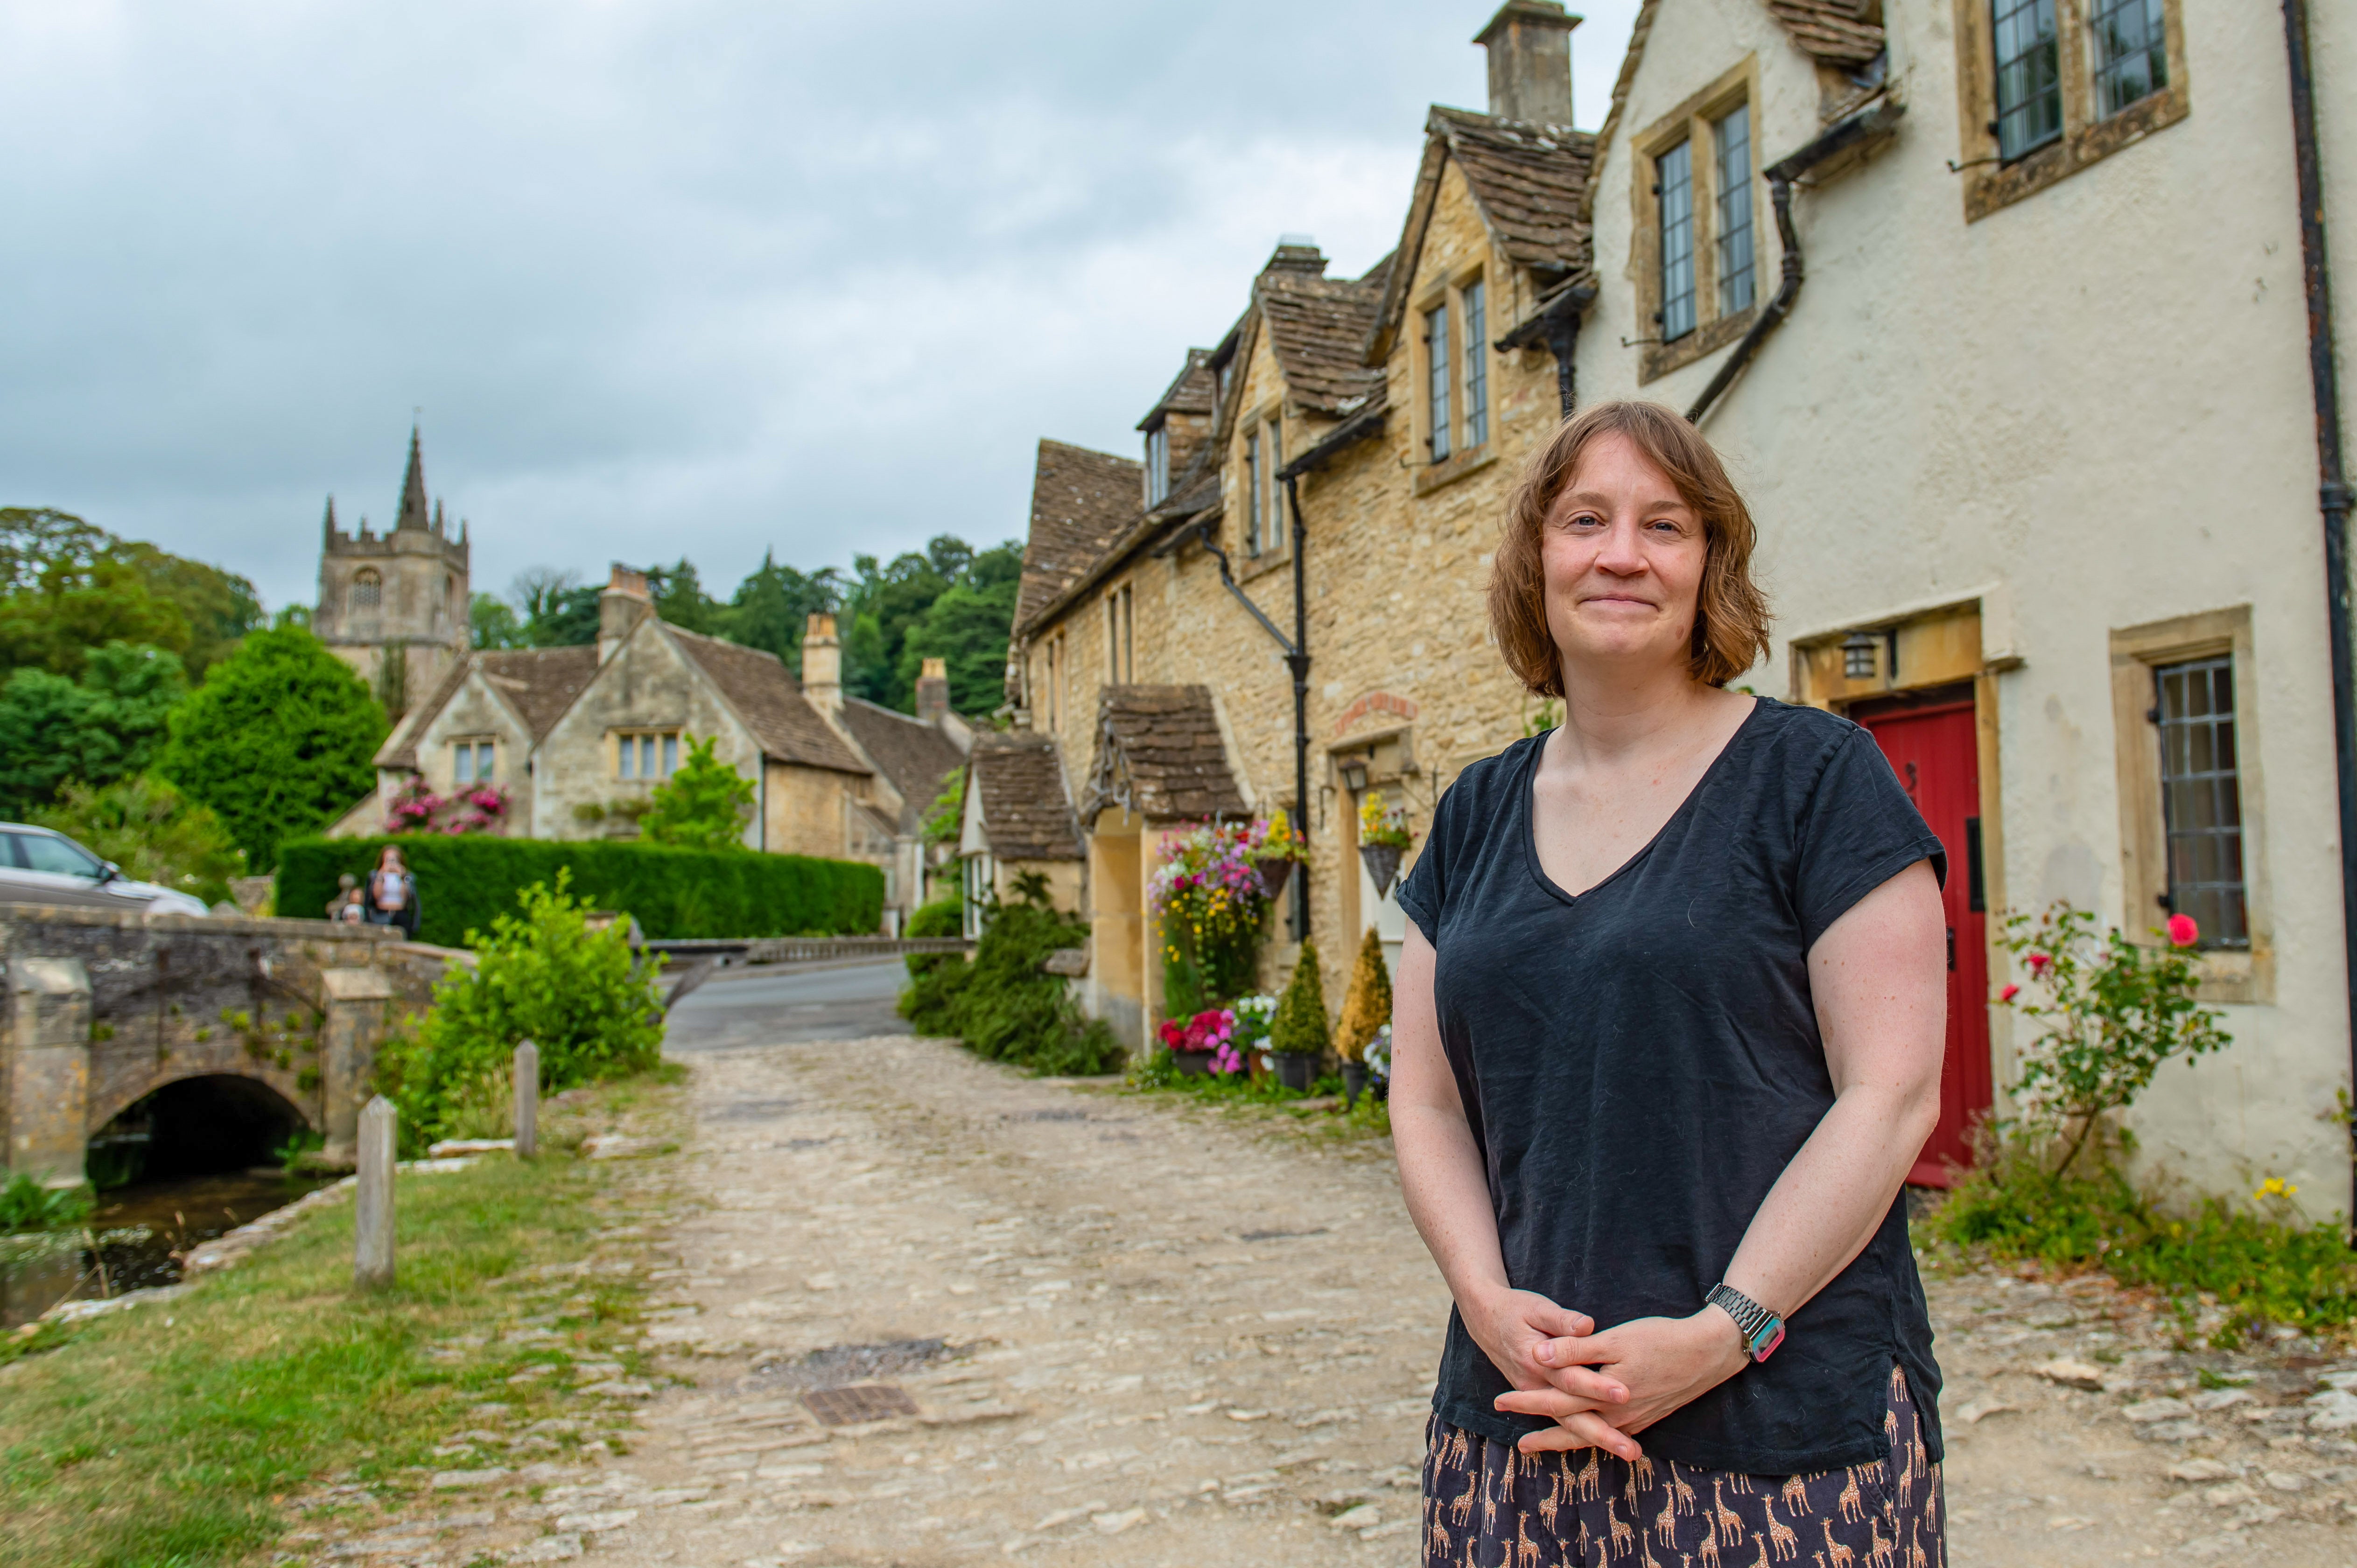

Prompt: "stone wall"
[0,906,456,1184]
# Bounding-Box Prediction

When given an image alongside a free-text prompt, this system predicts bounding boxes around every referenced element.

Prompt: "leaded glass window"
[350,569,381,609]
[1243,430,1262,554]
[1714,105,1755,316]
[1145,422,1169,504]
[2155,656,2247,949]
[1424,304,1452,461]
[1264,419,1285,551]
[1992,0,2062,161]
[1462,280,1488,450]
[1657,140,1696,342]
[2091,0,2168,119]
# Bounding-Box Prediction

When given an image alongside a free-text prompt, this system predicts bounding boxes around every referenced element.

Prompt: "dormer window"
[1145,421,1171,505]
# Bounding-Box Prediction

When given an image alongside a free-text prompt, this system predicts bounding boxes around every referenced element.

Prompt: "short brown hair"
[1487,400,1772,695]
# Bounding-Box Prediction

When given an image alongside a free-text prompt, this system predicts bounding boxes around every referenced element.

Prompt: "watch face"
[1753,1323,1785,1363]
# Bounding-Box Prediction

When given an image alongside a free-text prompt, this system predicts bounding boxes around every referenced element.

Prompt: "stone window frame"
[1040,631,1067,734]
[1102,580,1135,685]
[1411,260,1501,498]
[1631,56,1764,385]
[450,736,497,786]
[1236,400,1292,580]
[612,727,683,782]
[349,568,383,610]
[1951,0,2189,224]
[2107,605,2270,1005]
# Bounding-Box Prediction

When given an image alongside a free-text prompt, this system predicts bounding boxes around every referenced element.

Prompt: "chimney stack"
[598,564,650,663]
[915,656,950,726]
[1475,1,1578,126]
[802,613,842,713]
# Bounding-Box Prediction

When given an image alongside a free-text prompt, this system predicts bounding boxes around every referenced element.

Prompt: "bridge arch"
[89,1073,314,1185]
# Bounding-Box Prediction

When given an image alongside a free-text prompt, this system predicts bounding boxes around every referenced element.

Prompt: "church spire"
[322,494,338,544]
[396,423,429,532]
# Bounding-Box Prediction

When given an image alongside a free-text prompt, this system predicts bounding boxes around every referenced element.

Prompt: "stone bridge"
[0,904,458,1186]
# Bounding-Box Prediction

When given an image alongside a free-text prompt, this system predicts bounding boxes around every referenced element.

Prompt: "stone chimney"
[598,564,650,663]
[915,656,950,726]
[802,612,842,714]
[1475,1,1578,126]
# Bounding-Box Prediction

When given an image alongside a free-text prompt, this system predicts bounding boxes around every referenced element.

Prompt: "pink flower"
[2166,913,2199,947]
[1998,983,2020,1002]
[2026,952,2052,975]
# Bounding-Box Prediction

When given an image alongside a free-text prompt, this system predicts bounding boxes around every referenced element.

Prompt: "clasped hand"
[1464,1287,1750,1459]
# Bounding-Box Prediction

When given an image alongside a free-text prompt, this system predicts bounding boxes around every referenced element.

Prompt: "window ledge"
[1964,84,2189,224]
[1640,306,1757,385]
[1239,545,1294,584]
[1412,446,1497,497]
[2190,945,2271,1007]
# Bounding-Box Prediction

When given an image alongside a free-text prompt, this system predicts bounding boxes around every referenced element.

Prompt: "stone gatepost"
[6,957,93,1187]
[320,968,397,1164]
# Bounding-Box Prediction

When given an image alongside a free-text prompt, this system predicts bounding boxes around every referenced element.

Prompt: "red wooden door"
[1855,697,1991,1187]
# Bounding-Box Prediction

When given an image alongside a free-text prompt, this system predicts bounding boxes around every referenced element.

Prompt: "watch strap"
[1706,1282,1785,1363]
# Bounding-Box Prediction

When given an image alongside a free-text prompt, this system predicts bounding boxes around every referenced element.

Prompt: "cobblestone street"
[308,963,2357,1568]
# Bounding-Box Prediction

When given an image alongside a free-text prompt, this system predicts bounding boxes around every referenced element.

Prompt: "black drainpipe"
[1685,99,1905,426]
[1193,512,1312,940]
[2281,0,2357,1213]
[1496,281,1596,418]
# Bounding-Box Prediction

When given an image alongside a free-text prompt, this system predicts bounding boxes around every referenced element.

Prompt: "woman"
[363,845,421,939]
[1391,402,1950,1566]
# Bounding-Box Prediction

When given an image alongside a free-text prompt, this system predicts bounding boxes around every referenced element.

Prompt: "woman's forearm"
[1392,1095,1512,1309]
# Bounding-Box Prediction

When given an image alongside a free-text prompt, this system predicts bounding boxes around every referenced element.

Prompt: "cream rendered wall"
[408,675,536,826]
[529,622,767,848]
[1577,0,2353,1214]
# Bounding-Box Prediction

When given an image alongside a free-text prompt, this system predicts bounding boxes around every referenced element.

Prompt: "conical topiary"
[1332,925,1393,1064]
[1270,940,1331,1059]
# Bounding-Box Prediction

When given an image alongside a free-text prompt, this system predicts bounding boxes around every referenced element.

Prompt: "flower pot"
[1359,843,1403,900]
[1256,857,1296,903]
[1171,1048,1217,1078]
[1273,1050,1316,1092]
[1341,1062,1369,1108]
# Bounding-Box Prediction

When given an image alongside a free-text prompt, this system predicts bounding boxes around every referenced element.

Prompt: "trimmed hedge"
[278,835,884,946]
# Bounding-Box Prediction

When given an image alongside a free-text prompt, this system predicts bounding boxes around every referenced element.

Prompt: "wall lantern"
[1337,756,1370,794]
[1841,630,1880,681]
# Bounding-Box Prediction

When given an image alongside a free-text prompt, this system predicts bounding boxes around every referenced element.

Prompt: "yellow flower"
[2253,1176,2298,1199]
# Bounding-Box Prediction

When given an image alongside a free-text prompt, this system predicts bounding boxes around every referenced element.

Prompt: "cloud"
[0,0,1639,610]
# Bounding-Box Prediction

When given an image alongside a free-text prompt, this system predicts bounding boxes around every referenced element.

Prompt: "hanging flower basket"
[1256,856,1296,903]
[1359,843,1403,900]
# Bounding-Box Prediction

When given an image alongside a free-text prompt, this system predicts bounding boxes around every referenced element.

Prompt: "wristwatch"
[1706,1282,1786,1363]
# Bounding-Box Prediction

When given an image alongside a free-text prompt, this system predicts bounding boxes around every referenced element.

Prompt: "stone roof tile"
[838,698,965,833]
[1765,0,1886,67]
[1017,439,1144,630]
[667,627,870,774]
[969,730,1083,861]
[1257,266,1388,418]
[1431,106,1597,275]
[1083,685,1249,825]
[376,644,603,771]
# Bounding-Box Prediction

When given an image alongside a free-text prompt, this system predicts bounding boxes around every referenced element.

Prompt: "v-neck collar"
[1516,696,1766,909]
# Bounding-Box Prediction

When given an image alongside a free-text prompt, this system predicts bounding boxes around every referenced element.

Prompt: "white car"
[0,823,213,917]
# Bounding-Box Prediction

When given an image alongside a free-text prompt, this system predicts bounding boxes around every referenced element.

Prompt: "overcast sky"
[0,1,1639,615]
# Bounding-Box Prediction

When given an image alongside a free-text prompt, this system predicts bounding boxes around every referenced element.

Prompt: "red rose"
[2166,913,2199,947]
[2026,952,2052,975]
[1999,983,2020,1002]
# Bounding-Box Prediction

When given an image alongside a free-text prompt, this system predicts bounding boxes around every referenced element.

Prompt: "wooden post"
[354,1095,396,1289]
[513,1040,539,1159]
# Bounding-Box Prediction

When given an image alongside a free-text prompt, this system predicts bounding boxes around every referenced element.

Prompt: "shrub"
[156,624,386,870]
[0,641,187,812]
[640,735,755,850]
[374,872,664,1148]
[32,774,246,907]
[279,834,884,946]
[1270,940,1331,1058]
[902,885,1119,1074]
[898,893,968,1034]
[0,1173,93,1232]
[1333,925,1392,1064]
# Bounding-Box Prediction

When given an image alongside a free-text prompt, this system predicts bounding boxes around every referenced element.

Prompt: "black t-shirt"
[1395,697,1948,1476]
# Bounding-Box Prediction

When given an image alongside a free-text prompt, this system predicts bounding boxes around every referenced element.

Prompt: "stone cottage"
[332,568,970,928]
[996,0,2357,1216]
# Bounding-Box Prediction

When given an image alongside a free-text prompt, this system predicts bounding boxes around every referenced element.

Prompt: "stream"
[1,1168,330,1328]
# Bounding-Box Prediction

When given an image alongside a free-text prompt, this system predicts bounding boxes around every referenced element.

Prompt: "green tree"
[156,625,387,870]
[512,568,601,647]
[1270,940,1332,1058]
[114,540,263,680]
[898,574,1021,715]
[646,559,720,636]
[0,641,189,811]
[639,734,755,850]
[717,552,839,672]
[32,776,246,906]
[470,593,526,649]
[0,507,259,682]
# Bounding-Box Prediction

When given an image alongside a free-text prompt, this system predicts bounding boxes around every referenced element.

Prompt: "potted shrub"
[1357,790,1414,899]
[1269,940,1330,1092]
[1333,925,1393,1108]
[1156,1007,1244,1078]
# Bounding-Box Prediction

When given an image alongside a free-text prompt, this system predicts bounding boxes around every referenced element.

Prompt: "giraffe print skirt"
[1419,1365,1944,1568]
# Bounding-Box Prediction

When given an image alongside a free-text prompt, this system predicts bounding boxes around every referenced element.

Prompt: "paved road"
[312,964,2357,1567]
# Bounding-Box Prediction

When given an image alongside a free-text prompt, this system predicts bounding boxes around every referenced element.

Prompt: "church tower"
[314,426,472,720]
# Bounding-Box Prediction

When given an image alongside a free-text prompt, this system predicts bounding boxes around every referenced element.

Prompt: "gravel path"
[307,1009,2357,1567]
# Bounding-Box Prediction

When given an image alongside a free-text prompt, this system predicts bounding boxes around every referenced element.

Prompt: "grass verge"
[0,1077,682,1568]
[1122,1054,1393,1142]
[1925,1156,2357,1345]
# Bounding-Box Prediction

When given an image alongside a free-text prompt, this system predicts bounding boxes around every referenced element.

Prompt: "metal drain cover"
[804,1383,920,1425]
